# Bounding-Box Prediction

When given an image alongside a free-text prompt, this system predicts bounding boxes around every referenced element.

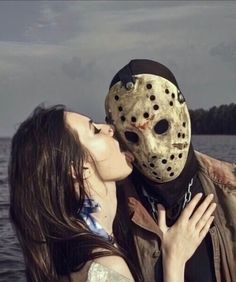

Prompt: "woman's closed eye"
[93,125,101,134]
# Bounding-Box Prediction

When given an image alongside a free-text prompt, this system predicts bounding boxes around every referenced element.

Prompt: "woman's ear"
[83,155,95,180]
[70,161,93,180]
[70,164,77,180]
[70,161,94,200]
[82,163,93,180]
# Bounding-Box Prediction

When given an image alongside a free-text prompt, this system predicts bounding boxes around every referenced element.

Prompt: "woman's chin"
[125,162,133,177]
[127,161,133,170]
[116,165,133,181]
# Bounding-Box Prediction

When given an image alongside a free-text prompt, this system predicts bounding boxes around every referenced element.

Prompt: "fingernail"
[198,193,203,197]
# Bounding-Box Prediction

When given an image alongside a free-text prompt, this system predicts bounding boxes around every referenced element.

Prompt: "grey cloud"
[88,1,199,13]
[18,2,202,45]
[0,2,83,44]
[1,2,236,136]
[62,57,96,80]
[62,57,83,80]
[24,4,81,44]
[209,41,236,63]
[121,18,162,35]
[0,2,42,42]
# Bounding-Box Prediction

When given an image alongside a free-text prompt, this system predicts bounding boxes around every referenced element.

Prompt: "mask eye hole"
[124,131,139,143]
[154,119,169,134]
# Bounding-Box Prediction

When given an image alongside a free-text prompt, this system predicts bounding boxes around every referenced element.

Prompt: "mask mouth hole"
[124,131,139,143]
[154,119,169,134]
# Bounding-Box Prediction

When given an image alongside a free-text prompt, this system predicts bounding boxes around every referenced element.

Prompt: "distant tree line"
[189,103,236,134]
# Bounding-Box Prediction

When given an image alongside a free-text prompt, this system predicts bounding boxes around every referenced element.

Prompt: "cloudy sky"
[0,1,236,136]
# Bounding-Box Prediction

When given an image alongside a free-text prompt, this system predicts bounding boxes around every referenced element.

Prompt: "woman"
[9,105,216,282]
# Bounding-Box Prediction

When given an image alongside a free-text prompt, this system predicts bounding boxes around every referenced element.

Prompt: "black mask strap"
[113,62,135,90]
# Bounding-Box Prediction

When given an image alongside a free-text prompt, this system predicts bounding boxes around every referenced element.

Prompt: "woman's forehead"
[65,111,89,121]
[65,111,91,131]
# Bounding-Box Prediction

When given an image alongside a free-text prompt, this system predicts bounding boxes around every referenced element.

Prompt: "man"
[105,59,236,282]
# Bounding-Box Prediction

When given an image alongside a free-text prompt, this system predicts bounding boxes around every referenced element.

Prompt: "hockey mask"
[105,60,191,183]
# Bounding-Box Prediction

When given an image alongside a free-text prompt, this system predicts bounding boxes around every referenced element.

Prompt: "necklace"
[182,177,194,209]
[142,177,194,221]
[142,188,158,221]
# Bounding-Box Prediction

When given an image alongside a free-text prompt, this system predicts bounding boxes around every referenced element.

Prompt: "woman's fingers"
[180,193,203,220]
[157,204,168,232]
[189,194,214,225]
[199,216,215,240]
[195,202,216,232]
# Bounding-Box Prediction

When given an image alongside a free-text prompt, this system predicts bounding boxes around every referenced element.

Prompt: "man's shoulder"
[195,150,236,189]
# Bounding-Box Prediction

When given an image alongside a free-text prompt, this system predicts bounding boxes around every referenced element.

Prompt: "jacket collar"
[119,177,163,237]
[195,151,236,189]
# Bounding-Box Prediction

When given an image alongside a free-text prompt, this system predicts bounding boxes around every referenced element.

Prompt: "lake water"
[0,136,235,282]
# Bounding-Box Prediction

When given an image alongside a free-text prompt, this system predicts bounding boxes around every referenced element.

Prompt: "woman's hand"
[158,193,216,282]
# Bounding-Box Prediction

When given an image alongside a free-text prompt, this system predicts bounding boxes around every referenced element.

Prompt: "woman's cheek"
[90,140,112,162]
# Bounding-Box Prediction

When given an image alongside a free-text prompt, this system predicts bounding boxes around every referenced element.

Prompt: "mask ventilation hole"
[115,95,119,101]
[154,119,169,134]
[153,105,159,110]
[124,131,139,143]
[146,83,152,89]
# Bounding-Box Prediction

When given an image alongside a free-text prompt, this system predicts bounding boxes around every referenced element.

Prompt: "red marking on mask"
[131,114,155,130]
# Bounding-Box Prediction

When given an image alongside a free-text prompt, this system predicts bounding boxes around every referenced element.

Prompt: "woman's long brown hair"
[9,105,143,282]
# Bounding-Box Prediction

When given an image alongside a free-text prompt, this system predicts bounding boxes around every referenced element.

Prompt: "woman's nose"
[107,124,114,136]
[99,124,114,136]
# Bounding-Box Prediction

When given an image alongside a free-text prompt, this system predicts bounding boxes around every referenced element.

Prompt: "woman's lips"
[123,151,135,163]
